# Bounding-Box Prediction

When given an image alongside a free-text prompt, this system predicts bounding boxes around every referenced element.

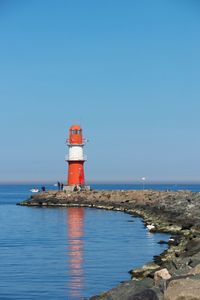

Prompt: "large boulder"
[164,278,200,300]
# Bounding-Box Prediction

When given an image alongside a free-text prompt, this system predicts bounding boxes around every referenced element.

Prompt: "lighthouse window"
[71,129,81,135]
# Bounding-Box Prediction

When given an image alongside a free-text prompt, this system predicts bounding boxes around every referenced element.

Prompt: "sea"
[0,183,199,300]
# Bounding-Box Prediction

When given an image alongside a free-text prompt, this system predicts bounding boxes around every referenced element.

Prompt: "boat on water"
[30,188,39,193]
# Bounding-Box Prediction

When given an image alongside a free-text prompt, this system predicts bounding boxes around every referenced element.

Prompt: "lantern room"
[68,125,83,145]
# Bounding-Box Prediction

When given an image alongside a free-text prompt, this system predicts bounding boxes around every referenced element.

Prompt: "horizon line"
[1,179,200,185]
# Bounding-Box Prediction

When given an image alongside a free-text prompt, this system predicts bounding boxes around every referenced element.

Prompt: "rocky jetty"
[18,189,200,300]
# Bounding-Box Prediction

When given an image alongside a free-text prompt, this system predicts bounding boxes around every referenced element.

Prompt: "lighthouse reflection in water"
[67,208,84,299]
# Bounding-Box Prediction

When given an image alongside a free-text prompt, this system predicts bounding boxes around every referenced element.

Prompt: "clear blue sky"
[0,0,200,183]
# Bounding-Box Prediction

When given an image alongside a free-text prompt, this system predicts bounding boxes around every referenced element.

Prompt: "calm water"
[1,183,198,300]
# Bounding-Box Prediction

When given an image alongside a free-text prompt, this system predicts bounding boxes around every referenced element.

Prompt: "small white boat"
[30,188,39,193]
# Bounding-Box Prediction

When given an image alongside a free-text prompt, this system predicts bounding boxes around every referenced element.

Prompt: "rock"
[158,240,168,245]
[127,288,159,300]
[154,268,171,284]
[171,257,192,276]
[183,238,200,257]
[130,262,160,279]
[89,278,154,300]
[147,224,156,231]
[164,278,200,300]
[189,256,200,268]
[188,263,200,275]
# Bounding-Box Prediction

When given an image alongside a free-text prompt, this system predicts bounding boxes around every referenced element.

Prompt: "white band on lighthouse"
[67,145,86,161]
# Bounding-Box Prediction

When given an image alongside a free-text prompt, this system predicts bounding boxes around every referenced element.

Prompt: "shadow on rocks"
[127,289,159,300]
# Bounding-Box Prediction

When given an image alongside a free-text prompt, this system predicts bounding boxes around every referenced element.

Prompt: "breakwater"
[18,190,200,300]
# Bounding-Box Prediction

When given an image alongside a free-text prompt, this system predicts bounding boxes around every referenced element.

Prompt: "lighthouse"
[65,125,89,191]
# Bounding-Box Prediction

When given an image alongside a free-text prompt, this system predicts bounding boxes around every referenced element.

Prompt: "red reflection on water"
[67,208,84,299]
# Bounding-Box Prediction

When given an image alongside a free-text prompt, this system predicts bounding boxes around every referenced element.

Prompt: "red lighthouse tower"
[65,125,88,190]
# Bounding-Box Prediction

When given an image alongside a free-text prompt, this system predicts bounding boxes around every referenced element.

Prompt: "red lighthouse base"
[68,161,85,186]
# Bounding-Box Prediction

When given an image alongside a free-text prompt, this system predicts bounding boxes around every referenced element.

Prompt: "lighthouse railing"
[66,138,88,145]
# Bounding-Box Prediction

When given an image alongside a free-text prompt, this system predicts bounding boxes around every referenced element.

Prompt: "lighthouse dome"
[70,124,82,131]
